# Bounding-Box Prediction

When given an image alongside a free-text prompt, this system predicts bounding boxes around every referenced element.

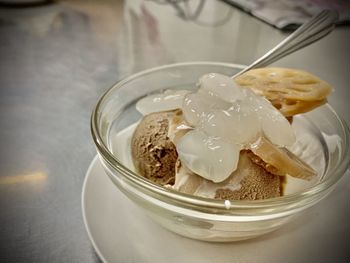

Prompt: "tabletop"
[0,0,349,262]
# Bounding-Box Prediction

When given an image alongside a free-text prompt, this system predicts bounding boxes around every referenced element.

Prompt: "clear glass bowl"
[91,62,350,242]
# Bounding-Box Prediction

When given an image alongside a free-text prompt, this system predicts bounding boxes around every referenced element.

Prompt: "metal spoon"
[232,10,339,78]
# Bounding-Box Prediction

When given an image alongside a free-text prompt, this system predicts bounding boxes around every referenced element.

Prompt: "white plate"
[82,156,350,263]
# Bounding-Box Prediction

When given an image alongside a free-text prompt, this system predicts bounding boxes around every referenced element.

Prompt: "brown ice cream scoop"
[174,151,282,201]
[131,111,177,185]
[215,151,283,200]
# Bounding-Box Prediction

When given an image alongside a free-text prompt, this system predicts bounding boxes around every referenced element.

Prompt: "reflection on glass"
[121,0,284,73]
[147,0,234,27]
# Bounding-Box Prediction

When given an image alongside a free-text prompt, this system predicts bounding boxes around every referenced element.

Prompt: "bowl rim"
[91,61,350,211]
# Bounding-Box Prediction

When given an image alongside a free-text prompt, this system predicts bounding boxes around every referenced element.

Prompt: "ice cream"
[173,150,283,200]
[131,111,177,185]
[128,68,332,201]
[131,110,284,200]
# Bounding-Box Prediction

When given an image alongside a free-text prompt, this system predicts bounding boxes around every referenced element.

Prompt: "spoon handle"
[232,10,339,78]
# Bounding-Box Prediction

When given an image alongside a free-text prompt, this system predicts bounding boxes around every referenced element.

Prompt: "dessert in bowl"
[91,62,350,241]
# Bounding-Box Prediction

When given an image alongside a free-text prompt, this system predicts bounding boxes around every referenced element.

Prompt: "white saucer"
[82,156,350,263]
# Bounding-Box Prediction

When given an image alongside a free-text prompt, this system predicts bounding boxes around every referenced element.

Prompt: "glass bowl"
[91,62,350,242]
